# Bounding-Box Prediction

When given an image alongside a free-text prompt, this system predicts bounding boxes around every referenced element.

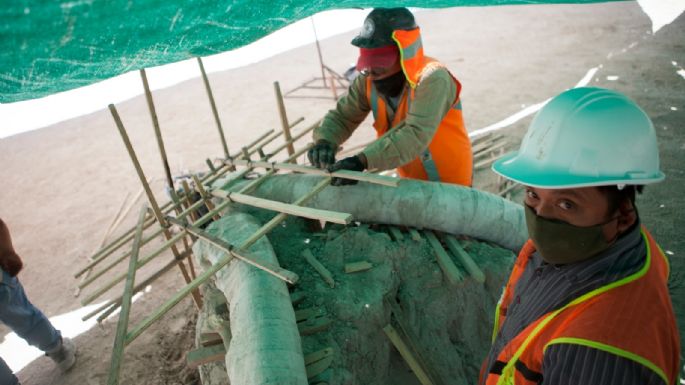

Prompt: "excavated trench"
[192,174,525,385]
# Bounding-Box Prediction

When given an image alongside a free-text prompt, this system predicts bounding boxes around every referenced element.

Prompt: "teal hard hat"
[492,87,665,188]
[351,8,418,48]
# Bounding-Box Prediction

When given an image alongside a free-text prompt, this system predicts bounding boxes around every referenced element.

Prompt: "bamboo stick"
[498,182,521,197]
[140,69,175,192]
[274,81,295,157]
[386,298,445,385]
[78,228,165,289]
[75,191,131,296]
[80,163,219,275]
[224,158,399,187]
[74,218,158,278]
[177,222,299,284]
[244,129,276,152]
[383,324,435,385]
[107,205,147,385]
[301,249,335,288]
[337,140,373,157]
[441,234,485,283]
[197,57,230,159]
[109,104,202,308]
[125,177,331,345]
[211,190,352,225]
[191,174,219,221]
[82,257,182,323]
[408,228,422,242]
[473,141,507,159]
[205,158,217,172]
[267,119,321,158]
[81,231,186,305]
[423,230,463,285]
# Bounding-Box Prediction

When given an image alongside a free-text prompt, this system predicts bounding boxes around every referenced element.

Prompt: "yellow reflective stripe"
[492,300,502,343]
[544,337,669,385]
[391,31,417,89]
[498,229,652,384]
[655,242,670,277]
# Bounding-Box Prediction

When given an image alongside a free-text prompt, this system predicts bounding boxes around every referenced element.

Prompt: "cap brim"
[492,151,666,188]
[356,50,398,71]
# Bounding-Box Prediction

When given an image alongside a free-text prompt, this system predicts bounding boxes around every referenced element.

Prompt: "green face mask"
[524,205,618,265]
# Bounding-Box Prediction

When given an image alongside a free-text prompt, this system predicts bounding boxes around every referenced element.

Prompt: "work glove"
[307,140,336,169]
[328,154,367,186]
[0,250,23,277]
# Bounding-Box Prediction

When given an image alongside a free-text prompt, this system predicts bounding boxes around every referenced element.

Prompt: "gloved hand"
[307,140,336,169]
[328,154,367,186]
[0,250,23,277]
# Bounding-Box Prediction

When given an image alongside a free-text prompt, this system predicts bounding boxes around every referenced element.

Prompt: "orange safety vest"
[365,28,472,186]
[481,227,681,385]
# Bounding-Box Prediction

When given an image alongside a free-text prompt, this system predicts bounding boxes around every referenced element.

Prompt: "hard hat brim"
[492,151,666,189]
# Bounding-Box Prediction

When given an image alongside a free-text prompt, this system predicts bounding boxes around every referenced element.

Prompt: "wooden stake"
[211,190,352,225]
[383,324,435,385]
[423,230,463,285]
[301,249,335,288]
[274,81,295,158]
[176,222,299,285]
[107,205,147,385]
[108,104,202,309]
[197,57,230,159]
[124,177,331,345]
[224,158,399,187]
[441,234,485,283]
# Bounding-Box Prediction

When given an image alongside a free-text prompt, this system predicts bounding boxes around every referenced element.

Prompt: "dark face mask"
[524,205,619,265]
[373,70,406,97]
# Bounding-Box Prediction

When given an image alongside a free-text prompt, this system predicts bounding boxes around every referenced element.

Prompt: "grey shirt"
[483,223,665,385]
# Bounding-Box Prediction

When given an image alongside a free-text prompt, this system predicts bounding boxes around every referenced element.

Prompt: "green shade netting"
[0,0,620,103]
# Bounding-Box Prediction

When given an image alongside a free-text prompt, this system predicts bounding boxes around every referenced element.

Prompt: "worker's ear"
[615,197,637,235]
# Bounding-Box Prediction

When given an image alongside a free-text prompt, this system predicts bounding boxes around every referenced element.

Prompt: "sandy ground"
[0,2,683,384]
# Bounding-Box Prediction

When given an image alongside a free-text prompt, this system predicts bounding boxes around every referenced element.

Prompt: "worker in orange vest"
[483,87,680,385]
[308,7,472,186]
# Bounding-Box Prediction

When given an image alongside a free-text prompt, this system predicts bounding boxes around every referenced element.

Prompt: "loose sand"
[0,2,683,384]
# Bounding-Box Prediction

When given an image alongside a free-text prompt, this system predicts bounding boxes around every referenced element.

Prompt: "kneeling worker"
[482,87,680,384]
[308,7,472,186]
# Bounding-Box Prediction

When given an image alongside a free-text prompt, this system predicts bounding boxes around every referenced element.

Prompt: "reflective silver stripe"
[422,149,441,182]
[401,36,422,60]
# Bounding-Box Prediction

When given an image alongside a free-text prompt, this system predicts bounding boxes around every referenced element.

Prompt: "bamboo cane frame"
[109,104,202,308]
[124,177,332,345]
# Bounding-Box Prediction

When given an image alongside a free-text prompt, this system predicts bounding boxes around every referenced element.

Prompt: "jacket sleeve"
[361,67,457,171]
[542,343,666,385]
[312,75,371,147]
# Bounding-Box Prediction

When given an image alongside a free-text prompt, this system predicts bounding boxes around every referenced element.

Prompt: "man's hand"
[0,250,23,277]
[327,154,367,186]
[307,140,336,169]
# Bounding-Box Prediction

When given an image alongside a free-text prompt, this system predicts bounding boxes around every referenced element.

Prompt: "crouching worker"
[481,87,680,385]
[308,7,472,186]
[1,218,76,384]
